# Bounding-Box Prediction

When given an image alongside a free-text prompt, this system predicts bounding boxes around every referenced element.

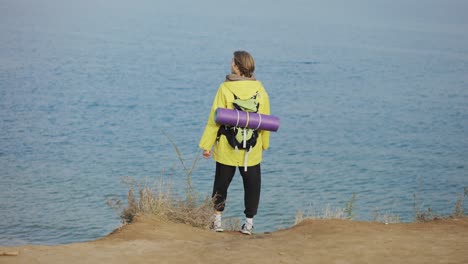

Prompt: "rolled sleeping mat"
[214,108,280,132]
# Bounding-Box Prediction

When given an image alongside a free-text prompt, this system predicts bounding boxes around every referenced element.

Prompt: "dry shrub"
[107,135,216,229]
[107,176,215,229]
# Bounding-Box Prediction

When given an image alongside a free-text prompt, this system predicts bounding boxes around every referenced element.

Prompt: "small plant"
[163,131,200,206]
[295,210,305,225]
[453,194,464,218]
[412,179,441,222]
[344,193,357,220]
[122,188,138,223]
[415,206,441,222]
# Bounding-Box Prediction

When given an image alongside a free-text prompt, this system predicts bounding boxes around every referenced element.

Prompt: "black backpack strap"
[232,91,258,100]
[216,125,226,143]
[217,125,239,149]
[253,91,260,112]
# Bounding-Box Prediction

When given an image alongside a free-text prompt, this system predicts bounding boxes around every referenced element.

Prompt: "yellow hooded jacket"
[199,80,270,167]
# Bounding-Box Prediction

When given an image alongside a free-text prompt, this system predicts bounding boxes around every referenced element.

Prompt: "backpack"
[216,92,260,152]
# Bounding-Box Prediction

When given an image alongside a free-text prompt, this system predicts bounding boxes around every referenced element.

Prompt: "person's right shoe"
[240,223,253,235]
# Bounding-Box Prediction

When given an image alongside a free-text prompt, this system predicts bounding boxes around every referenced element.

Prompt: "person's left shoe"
[211,213,223,232]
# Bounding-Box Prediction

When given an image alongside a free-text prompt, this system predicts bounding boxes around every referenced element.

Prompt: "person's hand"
[202,150,212,159]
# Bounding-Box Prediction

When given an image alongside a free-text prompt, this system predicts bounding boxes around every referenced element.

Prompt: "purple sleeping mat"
[214,108,280,132]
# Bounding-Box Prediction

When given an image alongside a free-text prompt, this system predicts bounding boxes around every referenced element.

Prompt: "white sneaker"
[240,222,253,235]
[211,214,223,232]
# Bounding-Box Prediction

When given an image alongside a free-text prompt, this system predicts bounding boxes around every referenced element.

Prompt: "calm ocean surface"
[1,0,468,245]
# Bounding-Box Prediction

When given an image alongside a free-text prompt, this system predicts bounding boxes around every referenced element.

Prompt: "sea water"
[1,0,468,245]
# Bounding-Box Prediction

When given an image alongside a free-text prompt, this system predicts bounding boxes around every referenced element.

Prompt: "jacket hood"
[225,73,256,82]
[224,74,263,100]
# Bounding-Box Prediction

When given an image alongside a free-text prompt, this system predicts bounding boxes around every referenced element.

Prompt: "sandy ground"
[1,216,467,264]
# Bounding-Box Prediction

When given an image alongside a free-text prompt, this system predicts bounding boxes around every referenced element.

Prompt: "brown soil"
[1,216,467,264]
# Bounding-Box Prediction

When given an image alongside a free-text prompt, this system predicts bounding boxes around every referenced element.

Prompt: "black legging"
[212,162,261,218]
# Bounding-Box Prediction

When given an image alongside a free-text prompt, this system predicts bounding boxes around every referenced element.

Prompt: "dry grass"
[295,205,348,224]
[410,179,467,222]
[295,205,348,225]
[296,188,466,226]
[295,194,358,225]
[107,175,216,229]
[372,211,402,224]
[107,134,216,229]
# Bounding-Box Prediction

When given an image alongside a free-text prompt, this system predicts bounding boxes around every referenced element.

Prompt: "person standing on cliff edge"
[199,50,271,235]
